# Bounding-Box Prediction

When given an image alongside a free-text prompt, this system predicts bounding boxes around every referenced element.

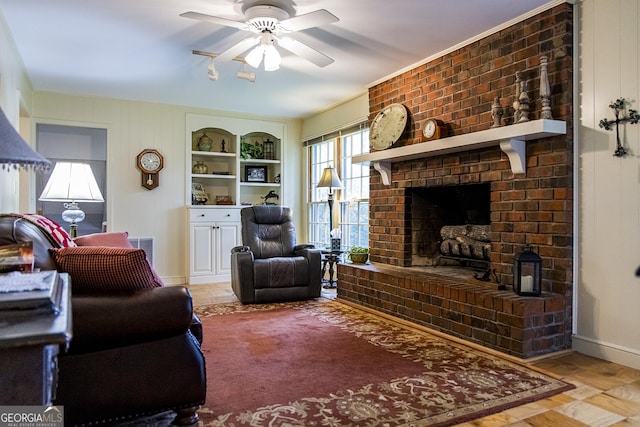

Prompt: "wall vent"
[128,237,154,266]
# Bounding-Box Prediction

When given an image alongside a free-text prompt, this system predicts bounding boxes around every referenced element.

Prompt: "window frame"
[306,124,369,250]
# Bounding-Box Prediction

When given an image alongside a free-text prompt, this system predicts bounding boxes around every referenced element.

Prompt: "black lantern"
[513,244,542,296]
[263,138,275,160]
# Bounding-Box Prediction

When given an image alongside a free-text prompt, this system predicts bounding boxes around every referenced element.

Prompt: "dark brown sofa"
[0,214,206,426]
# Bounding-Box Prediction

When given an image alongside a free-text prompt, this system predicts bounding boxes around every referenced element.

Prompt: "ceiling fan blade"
[180,11,250,31]
[215,36,260,62]
[277,37,334,67]
[278,9,339,32]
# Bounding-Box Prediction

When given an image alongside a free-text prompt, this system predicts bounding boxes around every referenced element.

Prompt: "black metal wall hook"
[599,98,640,157]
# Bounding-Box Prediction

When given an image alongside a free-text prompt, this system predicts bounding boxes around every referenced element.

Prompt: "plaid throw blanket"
[10,213,77,248]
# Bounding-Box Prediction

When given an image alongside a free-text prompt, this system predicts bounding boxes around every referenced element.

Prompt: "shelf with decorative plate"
[353,119,566,185]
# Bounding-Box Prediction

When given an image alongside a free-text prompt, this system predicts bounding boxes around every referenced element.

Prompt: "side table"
[321,249,343,289]
[0,272,72,405]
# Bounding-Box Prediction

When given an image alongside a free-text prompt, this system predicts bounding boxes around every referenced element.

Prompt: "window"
[307,124,369,250]
[339,130,369,249]
[308,140,335,247]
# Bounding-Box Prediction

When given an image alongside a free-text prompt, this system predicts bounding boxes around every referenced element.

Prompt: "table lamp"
[316,166,343,233]
[39,162,104,237]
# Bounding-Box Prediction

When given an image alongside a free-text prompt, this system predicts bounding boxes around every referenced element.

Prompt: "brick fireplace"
[338,4,574,359]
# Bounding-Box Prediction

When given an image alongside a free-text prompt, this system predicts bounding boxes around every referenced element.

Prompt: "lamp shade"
[316,167,343,189]
[0,106,51,172]
[39,162,104,202]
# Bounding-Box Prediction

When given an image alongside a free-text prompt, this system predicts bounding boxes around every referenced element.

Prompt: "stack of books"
[0,270,63,317]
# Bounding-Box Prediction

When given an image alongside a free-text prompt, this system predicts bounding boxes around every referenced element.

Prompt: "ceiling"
[0,0,553,119]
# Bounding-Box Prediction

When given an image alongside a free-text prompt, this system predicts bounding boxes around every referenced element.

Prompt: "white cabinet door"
[215,222,240,275]
[191,223,214,275]
[188,209,241,284]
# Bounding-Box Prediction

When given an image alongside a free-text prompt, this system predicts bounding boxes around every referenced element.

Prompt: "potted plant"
[347,246,369,264]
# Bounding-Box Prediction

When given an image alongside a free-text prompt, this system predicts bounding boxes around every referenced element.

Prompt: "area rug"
[194,299,573,427]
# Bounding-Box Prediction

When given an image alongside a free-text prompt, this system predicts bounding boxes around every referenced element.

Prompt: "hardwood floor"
[190,282,640,427]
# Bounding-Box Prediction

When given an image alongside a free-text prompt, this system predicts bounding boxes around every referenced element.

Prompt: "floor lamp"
[39,162,104,237]
[316,166,343,235]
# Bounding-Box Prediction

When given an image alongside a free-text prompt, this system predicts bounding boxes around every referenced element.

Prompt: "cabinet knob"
[200,214,205,217]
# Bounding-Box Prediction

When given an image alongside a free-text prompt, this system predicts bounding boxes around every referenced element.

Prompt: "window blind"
[303,121,369,147]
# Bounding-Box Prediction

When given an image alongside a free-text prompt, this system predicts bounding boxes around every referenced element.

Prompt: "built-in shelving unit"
[186,115,284,207]
[185,113,287,284]
[353,119,566,185]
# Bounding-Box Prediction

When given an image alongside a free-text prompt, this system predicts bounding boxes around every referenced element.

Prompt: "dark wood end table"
[321,249,343,289]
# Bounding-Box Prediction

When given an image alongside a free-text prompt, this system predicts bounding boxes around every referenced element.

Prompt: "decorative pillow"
[74,231,133,248]
[49,247,163,293]
[14,214,76,248]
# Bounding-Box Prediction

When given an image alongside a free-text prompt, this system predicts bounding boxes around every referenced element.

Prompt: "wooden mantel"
[353,119,566,185]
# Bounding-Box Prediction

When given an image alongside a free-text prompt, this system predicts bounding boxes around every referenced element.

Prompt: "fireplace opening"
[411,183,491,269]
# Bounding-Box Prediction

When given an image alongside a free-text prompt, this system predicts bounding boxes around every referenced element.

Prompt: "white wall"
[0,9,34,213]
[575,0,640,369]
[30,92,302,285]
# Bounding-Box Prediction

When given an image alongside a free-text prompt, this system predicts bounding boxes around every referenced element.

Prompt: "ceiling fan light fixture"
[263,44,281,71]
[246,32,280,71]
[245,44,264,68]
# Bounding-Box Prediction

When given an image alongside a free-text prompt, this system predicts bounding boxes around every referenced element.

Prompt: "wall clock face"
[422,118,445,141]
[369,103,408,150]
[423,119,437,139]
[138,150,163,173]
[136,149,164,190]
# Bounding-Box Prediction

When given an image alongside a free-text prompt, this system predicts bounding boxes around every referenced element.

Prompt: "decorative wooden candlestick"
[539,56,553,119]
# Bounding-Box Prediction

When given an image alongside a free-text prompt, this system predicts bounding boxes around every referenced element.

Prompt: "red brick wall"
[338,4,574,358]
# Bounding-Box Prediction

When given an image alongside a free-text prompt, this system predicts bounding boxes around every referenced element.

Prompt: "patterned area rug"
[194,299,573,426]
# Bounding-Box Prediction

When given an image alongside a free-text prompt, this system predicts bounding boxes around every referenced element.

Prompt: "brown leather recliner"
[230,206,322,304]
[0,214,206,426]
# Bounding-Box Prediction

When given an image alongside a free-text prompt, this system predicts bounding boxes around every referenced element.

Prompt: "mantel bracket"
[372,161,391,186]
[499,138,526,175]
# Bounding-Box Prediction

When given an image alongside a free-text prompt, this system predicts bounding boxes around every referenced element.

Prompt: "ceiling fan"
[181,4,339,70]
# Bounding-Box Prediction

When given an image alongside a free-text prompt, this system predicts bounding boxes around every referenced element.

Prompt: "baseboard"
[161,276,187,286]
[188,275,231,285]
[572,334,640,370]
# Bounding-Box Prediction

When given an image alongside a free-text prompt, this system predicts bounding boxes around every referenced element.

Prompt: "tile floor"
[189,282,640,427]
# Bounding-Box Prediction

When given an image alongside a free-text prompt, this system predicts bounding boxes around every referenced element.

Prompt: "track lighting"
[236,63,256,82]
[192,50,261,81]
[207,59,219,80]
